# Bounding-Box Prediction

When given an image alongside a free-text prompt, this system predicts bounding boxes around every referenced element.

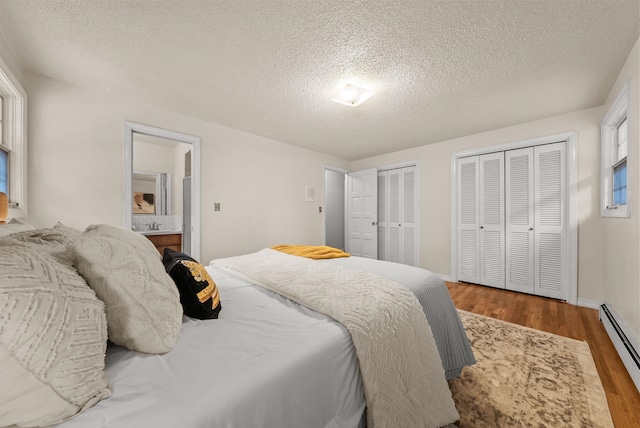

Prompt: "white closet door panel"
[377,172,388,261]
[457,157,480,283]
[403,168,416,224]
[460,229,478,279]
[387,169,402,263]
[402,167,418,266]
[534,143,566,300]
[505,148,534,293]
[403,225,416,266]
[389,170,401,224]
[479,152,505,288]
[389,225,401,263]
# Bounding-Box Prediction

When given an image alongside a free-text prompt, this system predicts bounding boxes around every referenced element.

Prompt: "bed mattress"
[55,265,366,428]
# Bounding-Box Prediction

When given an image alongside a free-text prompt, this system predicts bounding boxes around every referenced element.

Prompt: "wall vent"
[600,304,640,393]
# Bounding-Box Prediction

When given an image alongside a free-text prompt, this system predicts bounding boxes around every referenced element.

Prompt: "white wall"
[25,72,349,264]
[602,38,640,339]
[351,106,605,304]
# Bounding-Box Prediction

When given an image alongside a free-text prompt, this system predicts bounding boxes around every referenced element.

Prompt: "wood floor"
[446,281,640,428]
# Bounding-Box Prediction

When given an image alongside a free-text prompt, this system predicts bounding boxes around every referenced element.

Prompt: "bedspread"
[213,249,459,428]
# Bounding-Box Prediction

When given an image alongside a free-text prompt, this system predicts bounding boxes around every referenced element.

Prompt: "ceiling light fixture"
[331,83,375,107]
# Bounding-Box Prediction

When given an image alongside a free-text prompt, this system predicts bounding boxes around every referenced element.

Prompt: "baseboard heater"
[600,304,640,393]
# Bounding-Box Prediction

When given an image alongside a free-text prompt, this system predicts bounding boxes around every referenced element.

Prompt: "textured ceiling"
[0,0,638,161]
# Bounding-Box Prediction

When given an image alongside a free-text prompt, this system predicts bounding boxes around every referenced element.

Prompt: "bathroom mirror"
[123,122,200,260]
[132,171,171,215]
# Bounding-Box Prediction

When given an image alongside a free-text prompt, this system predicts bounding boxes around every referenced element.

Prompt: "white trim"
[601,81,630,218]
[0,55,27,219]
[451,131,579,305]
[123,122,201,261]
[376,160,419,172]
[600,304,640,393]
[576,297,601,310]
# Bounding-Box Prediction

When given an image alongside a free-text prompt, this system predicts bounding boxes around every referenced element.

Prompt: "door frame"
[323,165,349,249]
[450,131,578,305]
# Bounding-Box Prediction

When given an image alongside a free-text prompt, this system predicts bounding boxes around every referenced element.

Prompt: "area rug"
[448,310,614,427]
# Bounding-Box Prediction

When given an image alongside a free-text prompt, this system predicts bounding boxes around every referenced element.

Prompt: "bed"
[0,223,475,428]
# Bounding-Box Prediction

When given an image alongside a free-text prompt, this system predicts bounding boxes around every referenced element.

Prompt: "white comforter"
[213,249,459,428]
[55,264,365,428]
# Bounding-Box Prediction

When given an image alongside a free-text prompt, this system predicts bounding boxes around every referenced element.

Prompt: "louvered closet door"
[457,157,480,284]
[401,167,417,266]
[387,169,402,263]
[479,153,505,288]
[505,148,535,294]
[377,172,388,261]
[534,142,566,300]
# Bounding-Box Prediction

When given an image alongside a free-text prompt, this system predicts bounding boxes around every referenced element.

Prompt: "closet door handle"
[529,228,534,231]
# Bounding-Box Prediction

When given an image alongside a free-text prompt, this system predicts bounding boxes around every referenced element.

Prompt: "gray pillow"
[71,224,183,354]
[0,243,110,427]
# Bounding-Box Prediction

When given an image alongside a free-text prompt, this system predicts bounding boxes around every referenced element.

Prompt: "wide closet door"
[456,153,505,288]
[378,166,418,266]
[458,141,567,300]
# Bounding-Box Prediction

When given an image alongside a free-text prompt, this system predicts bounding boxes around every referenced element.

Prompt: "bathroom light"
[331,83,375,107]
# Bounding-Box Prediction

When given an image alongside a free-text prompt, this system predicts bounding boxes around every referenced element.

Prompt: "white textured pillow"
[0,243,110,427]
[71,224,183,354]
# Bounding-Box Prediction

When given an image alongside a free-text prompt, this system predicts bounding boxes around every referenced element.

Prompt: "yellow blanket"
[271,245,350,260]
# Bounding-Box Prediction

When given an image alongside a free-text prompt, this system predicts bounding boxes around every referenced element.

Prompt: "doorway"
[324,167,347,251]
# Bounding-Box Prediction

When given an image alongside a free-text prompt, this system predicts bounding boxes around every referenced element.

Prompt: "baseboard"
[600,304,640,393]
[437,273,452,282]
[577,297,601,310]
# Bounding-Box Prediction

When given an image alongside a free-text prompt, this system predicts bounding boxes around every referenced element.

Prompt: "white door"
[457,156,480,284]
[534,142,566,300]
[387,168,402,263]
[479,152,505,288]
[377,167,418,266]
[400,167,418,266]
[505,147,535,294]
[347,169,378,259]
[377,171,388,261]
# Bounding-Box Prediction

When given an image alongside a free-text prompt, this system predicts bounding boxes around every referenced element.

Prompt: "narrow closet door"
[535,142,566,300]
[377,171,388,261]
[457,156,480,284]
[401,166,418,266]
[479,152,505,288]
[387,169,402,263]
[505,147,535,294]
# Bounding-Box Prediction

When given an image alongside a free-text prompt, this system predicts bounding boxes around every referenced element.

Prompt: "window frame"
[601,80,630,218]
[0,55,27,219]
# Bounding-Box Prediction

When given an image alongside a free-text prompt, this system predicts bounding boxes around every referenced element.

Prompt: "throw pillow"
[163,248,222,319]
[0,244,110,427]
[71,224,183,354]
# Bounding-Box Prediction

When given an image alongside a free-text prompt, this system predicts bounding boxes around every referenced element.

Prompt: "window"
[601,81,630,218]
[0,56,27,218]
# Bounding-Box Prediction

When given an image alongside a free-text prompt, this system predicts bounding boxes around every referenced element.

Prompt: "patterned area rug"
[448,310,614,427]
